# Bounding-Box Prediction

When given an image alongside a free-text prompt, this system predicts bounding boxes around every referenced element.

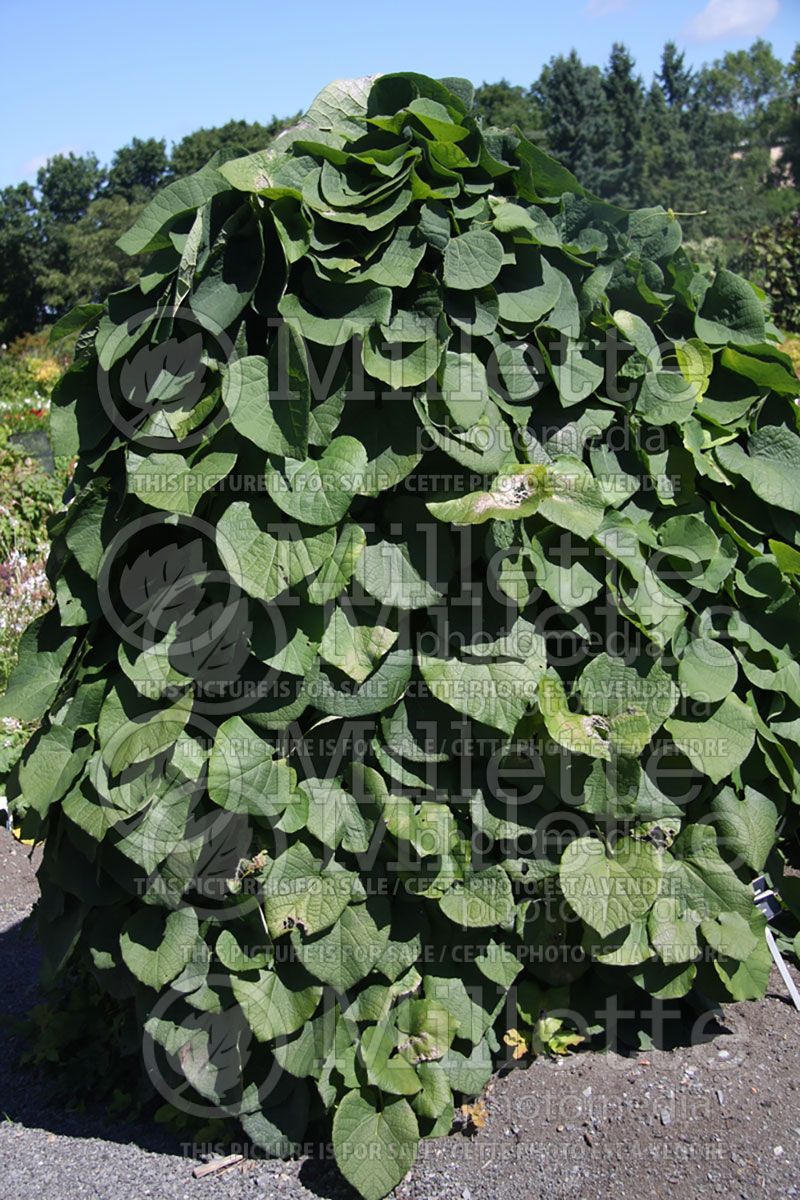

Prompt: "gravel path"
[1,828,798,1200]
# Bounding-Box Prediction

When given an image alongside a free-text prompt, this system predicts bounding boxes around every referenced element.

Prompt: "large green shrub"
[736,210,800,334]
[4,73,800,1200]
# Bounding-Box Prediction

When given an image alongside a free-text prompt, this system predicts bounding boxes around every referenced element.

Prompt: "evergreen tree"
[658,41,694,114]
[532,51,619,197]
[602,43,645,207]
[642,79,697,214]
[643,43,735,241]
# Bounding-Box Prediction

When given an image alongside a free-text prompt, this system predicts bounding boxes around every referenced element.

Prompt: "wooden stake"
[192,1154,244,1179]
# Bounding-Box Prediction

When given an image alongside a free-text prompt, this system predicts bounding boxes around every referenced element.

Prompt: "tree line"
[0,116,297,342]
[1,39,798,344]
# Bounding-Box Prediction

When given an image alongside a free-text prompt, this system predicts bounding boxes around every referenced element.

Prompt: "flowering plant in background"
[0,451,65,555]
[0,331,65,432]
[0,543,52,696]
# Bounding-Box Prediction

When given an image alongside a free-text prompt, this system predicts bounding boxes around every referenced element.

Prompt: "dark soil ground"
[1,827,798,1200]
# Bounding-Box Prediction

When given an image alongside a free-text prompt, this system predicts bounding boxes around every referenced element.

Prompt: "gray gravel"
[1,828,799,1200]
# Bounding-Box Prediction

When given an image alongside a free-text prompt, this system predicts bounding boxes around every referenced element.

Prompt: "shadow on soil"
[0,912,179,1152]
[0,912,357,1198]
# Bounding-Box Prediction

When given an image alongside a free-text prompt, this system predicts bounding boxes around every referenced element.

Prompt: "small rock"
[660,1109,672,1127]
[774,1146,784,1157]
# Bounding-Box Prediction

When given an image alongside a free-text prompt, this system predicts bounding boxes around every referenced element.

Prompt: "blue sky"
[1,0,797,188]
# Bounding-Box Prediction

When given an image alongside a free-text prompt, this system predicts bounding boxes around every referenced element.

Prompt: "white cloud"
[685,0,779,42]
[583,0,632,14]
